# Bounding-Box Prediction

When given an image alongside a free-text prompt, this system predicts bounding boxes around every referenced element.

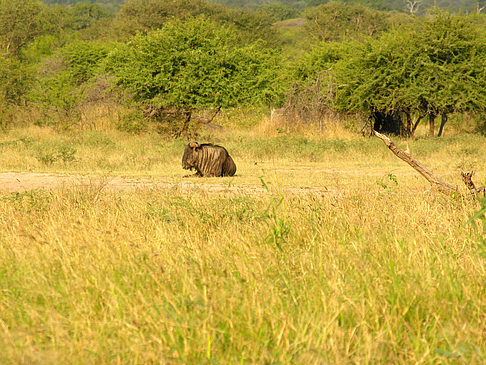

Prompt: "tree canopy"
[105,17,284,110]
[0,0,66,57]
[303,2,395,42]
[111,0,277,45]
[332,10,486,135]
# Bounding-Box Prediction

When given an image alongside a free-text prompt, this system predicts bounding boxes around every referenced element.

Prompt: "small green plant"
[376,173,399,192]
[260,176,290,250]
[36,150,58,166]
[469,194,486,258]
[3,190,50,213]
[265,196,290,250]
[35,145,77,166]
[57,145,76,163]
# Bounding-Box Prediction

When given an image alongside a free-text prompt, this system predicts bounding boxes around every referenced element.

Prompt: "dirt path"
[0,172,339,195]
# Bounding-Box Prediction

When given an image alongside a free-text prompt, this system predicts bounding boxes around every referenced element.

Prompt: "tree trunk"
[180,111,192,140]
[191,106,221,139]
[461,171,486,195]
[375,130,485,196]
[429,113,436,137]
[405,111,412,137]
[437,113,448,137]
[410,113,423,138]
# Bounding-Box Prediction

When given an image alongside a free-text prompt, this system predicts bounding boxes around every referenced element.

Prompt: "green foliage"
[62,40,110,85]
[256,4,300,21]
[31,71,84,127]
[2,0,486,135]
[40,0,486,14]
[333,10,486,118]
[0,0,66,57]
[28,40,110,127]
[292,41,352,81]
[306,0,399,10]
[42,0,123,3]
[303,2,394,42]
[0,55,35,105]
[112,0,278,46]
[105,17,285,110]
[42,0,124,11]
[260,178,290,250]
[215,0,486,13]
[70,2,111,31]
[376,173,399,193]
[21,34,65,64]
[283,8,486,135]
[469,194,486,259]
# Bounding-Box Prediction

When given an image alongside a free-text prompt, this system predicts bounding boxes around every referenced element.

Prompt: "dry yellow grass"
[0,125,485,363]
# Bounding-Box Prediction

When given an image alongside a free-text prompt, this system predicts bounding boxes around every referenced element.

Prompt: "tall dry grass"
[0,185,485,363]
[0,123,486,363]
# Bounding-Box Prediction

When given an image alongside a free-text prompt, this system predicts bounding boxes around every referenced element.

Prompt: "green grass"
[2,127,486,173]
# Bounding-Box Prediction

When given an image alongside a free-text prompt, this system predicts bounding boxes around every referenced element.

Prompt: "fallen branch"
[374,130,458,194]
[461,171,486,196]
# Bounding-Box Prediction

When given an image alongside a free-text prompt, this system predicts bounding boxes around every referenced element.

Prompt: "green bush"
[303,2,393,42]
[105,16,286,110]
[27,40,111,128]
[62,40,110,85]
[256,4,300,22]
[113,0,277,45]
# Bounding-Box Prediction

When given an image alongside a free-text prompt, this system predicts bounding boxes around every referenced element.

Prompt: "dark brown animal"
[182,142,236,177]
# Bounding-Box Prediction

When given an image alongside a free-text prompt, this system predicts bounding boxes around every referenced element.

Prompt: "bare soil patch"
[0,172,340,195]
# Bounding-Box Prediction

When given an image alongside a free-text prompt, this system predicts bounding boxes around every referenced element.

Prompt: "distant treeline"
[2,0,486,137]
[41,0,486,13]
[41,0,123,14]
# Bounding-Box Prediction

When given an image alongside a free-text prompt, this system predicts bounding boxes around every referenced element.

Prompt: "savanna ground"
[0,118,486,363]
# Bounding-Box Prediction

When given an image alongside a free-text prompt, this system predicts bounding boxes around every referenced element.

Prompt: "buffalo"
[182,142,236,177]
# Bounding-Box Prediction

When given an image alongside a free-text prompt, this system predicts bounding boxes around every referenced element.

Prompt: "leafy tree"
[28,40,110,127]
[306,0,395,10]
[0,0,64,57]
[212,0,484,12]
[105,17,285,136]
[333,9,486,136]
[292,41,352,82]
[112,0,277,45]
[303,2,394,42]
[70,2,111,30]
[256,4,300,21]
[0,54,34,104]
[62,40,110,84]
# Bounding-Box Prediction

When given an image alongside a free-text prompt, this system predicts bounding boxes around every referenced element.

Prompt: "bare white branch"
[477,2,486,13]
[405,0,421,15]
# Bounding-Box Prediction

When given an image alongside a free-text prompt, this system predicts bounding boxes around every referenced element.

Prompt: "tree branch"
[374,130,458,194]
[461,171,486,195]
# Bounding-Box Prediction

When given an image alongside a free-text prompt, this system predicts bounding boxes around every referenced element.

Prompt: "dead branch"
[192,106,221,126]
[191,106,222,138]
[461,171,486,195]
[406,1,421,14]
[477,2,486,13]
[374,130,458,194]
